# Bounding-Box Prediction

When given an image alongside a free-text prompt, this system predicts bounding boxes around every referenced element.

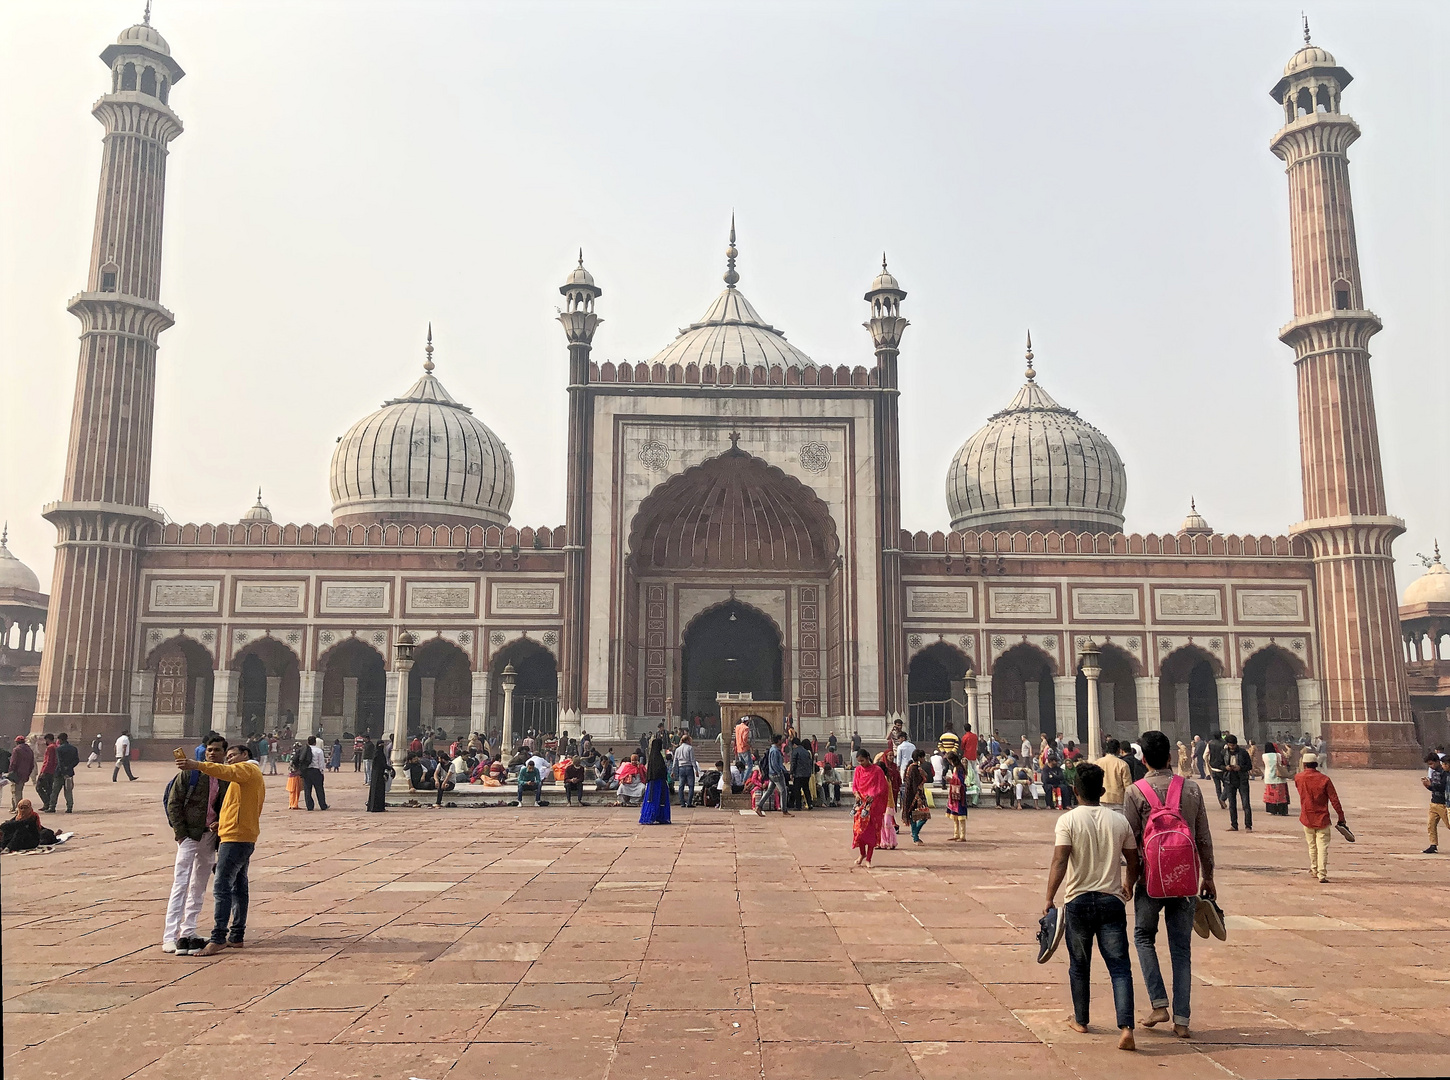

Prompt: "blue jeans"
[1064,892,1134,1030]
[211,841,255,945]
[1133,884,1195,1027]
[677,768,696,807]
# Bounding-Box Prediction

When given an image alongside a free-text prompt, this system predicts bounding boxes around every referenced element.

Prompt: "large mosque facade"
[17,18,1437,764]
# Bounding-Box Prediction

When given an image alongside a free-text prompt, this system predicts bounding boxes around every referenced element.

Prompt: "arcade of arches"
[235,639,299,737]
[626,450,841,726]
[907,643,972,745]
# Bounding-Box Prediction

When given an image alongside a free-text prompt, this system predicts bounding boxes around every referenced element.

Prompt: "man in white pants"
[162,735,229,955]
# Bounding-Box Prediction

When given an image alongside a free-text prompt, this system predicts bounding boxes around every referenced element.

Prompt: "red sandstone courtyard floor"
[2,764,1446,1079]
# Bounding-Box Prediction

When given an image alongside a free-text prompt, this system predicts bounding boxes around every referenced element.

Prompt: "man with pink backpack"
[1123,730,1216,1040]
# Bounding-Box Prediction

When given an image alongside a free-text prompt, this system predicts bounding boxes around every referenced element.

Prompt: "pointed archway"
[680,601,783,732]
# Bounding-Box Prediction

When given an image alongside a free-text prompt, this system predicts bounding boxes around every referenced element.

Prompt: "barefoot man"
[1043,761,1140,1051]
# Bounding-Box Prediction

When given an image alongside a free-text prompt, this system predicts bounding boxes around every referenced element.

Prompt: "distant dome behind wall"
[945,339,1127,535]
[329,332,514,528]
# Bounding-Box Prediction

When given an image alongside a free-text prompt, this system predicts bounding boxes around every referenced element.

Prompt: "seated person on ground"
[405,755,435,791]
[0,800,57,852]
[700,761,724,807]
[594,754,617,791]
[820,762,841,806]
[563,758,588,805]
[615,755,646,804]
[515,760,545,806]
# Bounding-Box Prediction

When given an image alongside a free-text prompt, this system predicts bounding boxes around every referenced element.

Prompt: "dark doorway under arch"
[1242,647,1302,745]
[681,604,783,724]
[490,639,558,743]
[408,638,473,738]
[320,639,387,738]
[1160,647,1221,741]
[908,643,971,745]
[991,644,1056,747]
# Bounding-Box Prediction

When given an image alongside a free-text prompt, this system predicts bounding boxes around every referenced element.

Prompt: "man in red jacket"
[1294,752,1346,884]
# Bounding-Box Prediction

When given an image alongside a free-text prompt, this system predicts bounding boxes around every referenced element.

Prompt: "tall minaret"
[1270,26,1418,765]
[32,18,184,740]
[557,252,602,726]
[865,258,909,722]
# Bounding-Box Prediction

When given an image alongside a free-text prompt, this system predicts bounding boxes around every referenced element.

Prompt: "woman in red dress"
[851,749,889,867]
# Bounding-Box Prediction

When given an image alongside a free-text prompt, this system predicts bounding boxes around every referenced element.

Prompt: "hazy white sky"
[2,1,1447,595]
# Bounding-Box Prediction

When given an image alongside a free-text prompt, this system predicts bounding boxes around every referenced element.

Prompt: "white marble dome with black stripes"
[330,351,514,528]
[946,350,1126,535]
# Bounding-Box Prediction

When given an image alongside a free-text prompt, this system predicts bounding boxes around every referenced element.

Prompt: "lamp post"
[391,630,416,767]
[964,670,980,743]
[500,663,517,755]
[1079,641,1102,758]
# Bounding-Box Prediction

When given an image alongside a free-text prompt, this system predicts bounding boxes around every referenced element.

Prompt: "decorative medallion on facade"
[1042,637,1056,650]
[542,631,558,647]
[638,440,671,472]
[799,442,831,474]
[1209,638,1222,650]
[490,631,507,647]
[908,634,923,650]
[1127,638,1140,650]
[992,636,1007,649]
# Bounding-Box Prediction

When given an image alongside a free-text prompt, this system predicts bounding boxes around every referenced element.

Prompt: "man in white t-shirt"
[894,737,916,774]
[113,731,136,782]
[1044,760,1140,1052]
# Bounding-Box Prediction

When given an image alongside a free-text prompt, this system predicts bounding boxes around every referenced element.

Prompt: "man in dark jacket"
[1205,733,1227,808]
[163,735,229,955]
[1222,734,1253,832]
[48,733,81,813]
[9,735,35,811]
[788,738,815,810]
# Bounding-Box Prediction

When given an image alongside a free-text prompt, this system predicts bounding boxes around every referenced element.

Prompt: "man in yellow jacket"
[175,744,265,956]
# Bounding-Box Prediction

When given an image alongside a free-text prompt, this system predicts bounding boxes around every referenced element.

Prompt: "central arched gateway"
[625,448,842,727]
[680,602,783,729]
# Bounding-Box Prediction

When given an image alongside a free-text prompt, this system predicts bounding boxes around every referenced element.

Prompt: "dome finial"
[1,521,7,547]
[1302,11,1311,45]
[882,252,888,273]
[1024,330,1035,381]
[424,323,434,373]
[256,486,263,504]
[578,248,584,268]
[144,0,153,27]
[724,213,740,288]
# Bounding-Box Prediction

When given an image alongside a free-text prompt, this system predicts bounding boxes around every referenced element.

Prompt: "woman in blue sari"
[640,735,672,825]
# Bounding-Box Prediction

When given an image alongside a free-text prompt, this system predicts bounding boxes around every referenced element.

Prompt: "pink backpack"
[1135,776,1200,898]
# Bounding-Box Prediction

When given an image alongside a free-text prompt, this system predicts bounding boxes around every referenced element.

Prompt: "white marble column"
[383,670,401,743]
[131,670,156,739]
[296,670,322,738]
[211,669,240,740]
[1052,676,1077,739]
[1135,676,1161,731]
[1216,677,1245,740]
[1297,678,1323,739]
[470,670,490,738]
[264,676,281,729]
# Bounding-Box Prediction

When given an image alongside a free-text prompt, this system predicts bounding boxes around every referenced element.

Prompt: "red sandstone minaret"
[32,16,184,741]
[1271,25,1418,764]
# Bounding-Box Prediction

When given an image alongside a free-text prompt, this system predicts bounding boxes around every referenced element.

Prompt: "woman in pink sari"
[876,751,901,849]
[851,749,889,866]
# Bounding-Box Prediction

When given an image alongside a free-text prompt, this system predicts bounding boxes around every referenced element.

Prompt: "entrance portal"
[681,604,782,725]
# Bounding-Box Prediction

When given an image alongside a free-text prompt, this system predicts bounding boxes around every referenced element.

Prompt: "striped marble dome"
[330,341,513,528]
[946,347,1126,535]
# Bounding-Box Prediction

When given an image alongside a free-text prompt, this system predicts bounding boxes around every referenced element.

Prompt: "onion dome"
[0,525,41,594]
[241,489,272,523]
[1179,499,1212,536]
[329,327,514,528]
[563,249,596,290]
[946,334,1127,535]
[868,254,902,295]
[1404,543,1450,607]
[1270,20,1350,101]
[117,22,171,56]
[648,218,816,372]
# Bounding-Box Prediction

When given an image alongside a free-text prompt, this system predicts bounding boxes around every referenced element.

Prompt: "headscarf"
[851,757,888,799]
[645,736,668,783]
[14,799,35,821]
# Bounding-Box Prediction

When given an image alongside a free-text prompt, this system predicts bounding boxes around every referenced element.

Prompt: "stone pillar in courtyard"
[1216,677,1245,741]
[296,671,321,737]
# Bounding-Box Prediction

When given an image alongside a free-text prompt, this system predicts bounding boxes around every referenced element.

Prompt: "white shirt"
[895,740,916,772]
[115,734,130,759]
[930,753,946,785]
[309,744,326,769]
[529,754,551,778]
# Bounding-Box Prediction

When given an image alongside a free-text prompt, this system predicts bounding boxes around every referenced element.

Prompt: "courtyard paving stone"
[2,764,1446,1078]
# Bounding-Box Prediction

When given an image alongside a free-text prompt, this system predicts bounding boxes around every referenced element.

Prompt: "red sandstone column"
[1270,37,1418,765]
[32,22,184,742]
[865,261,909,723]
